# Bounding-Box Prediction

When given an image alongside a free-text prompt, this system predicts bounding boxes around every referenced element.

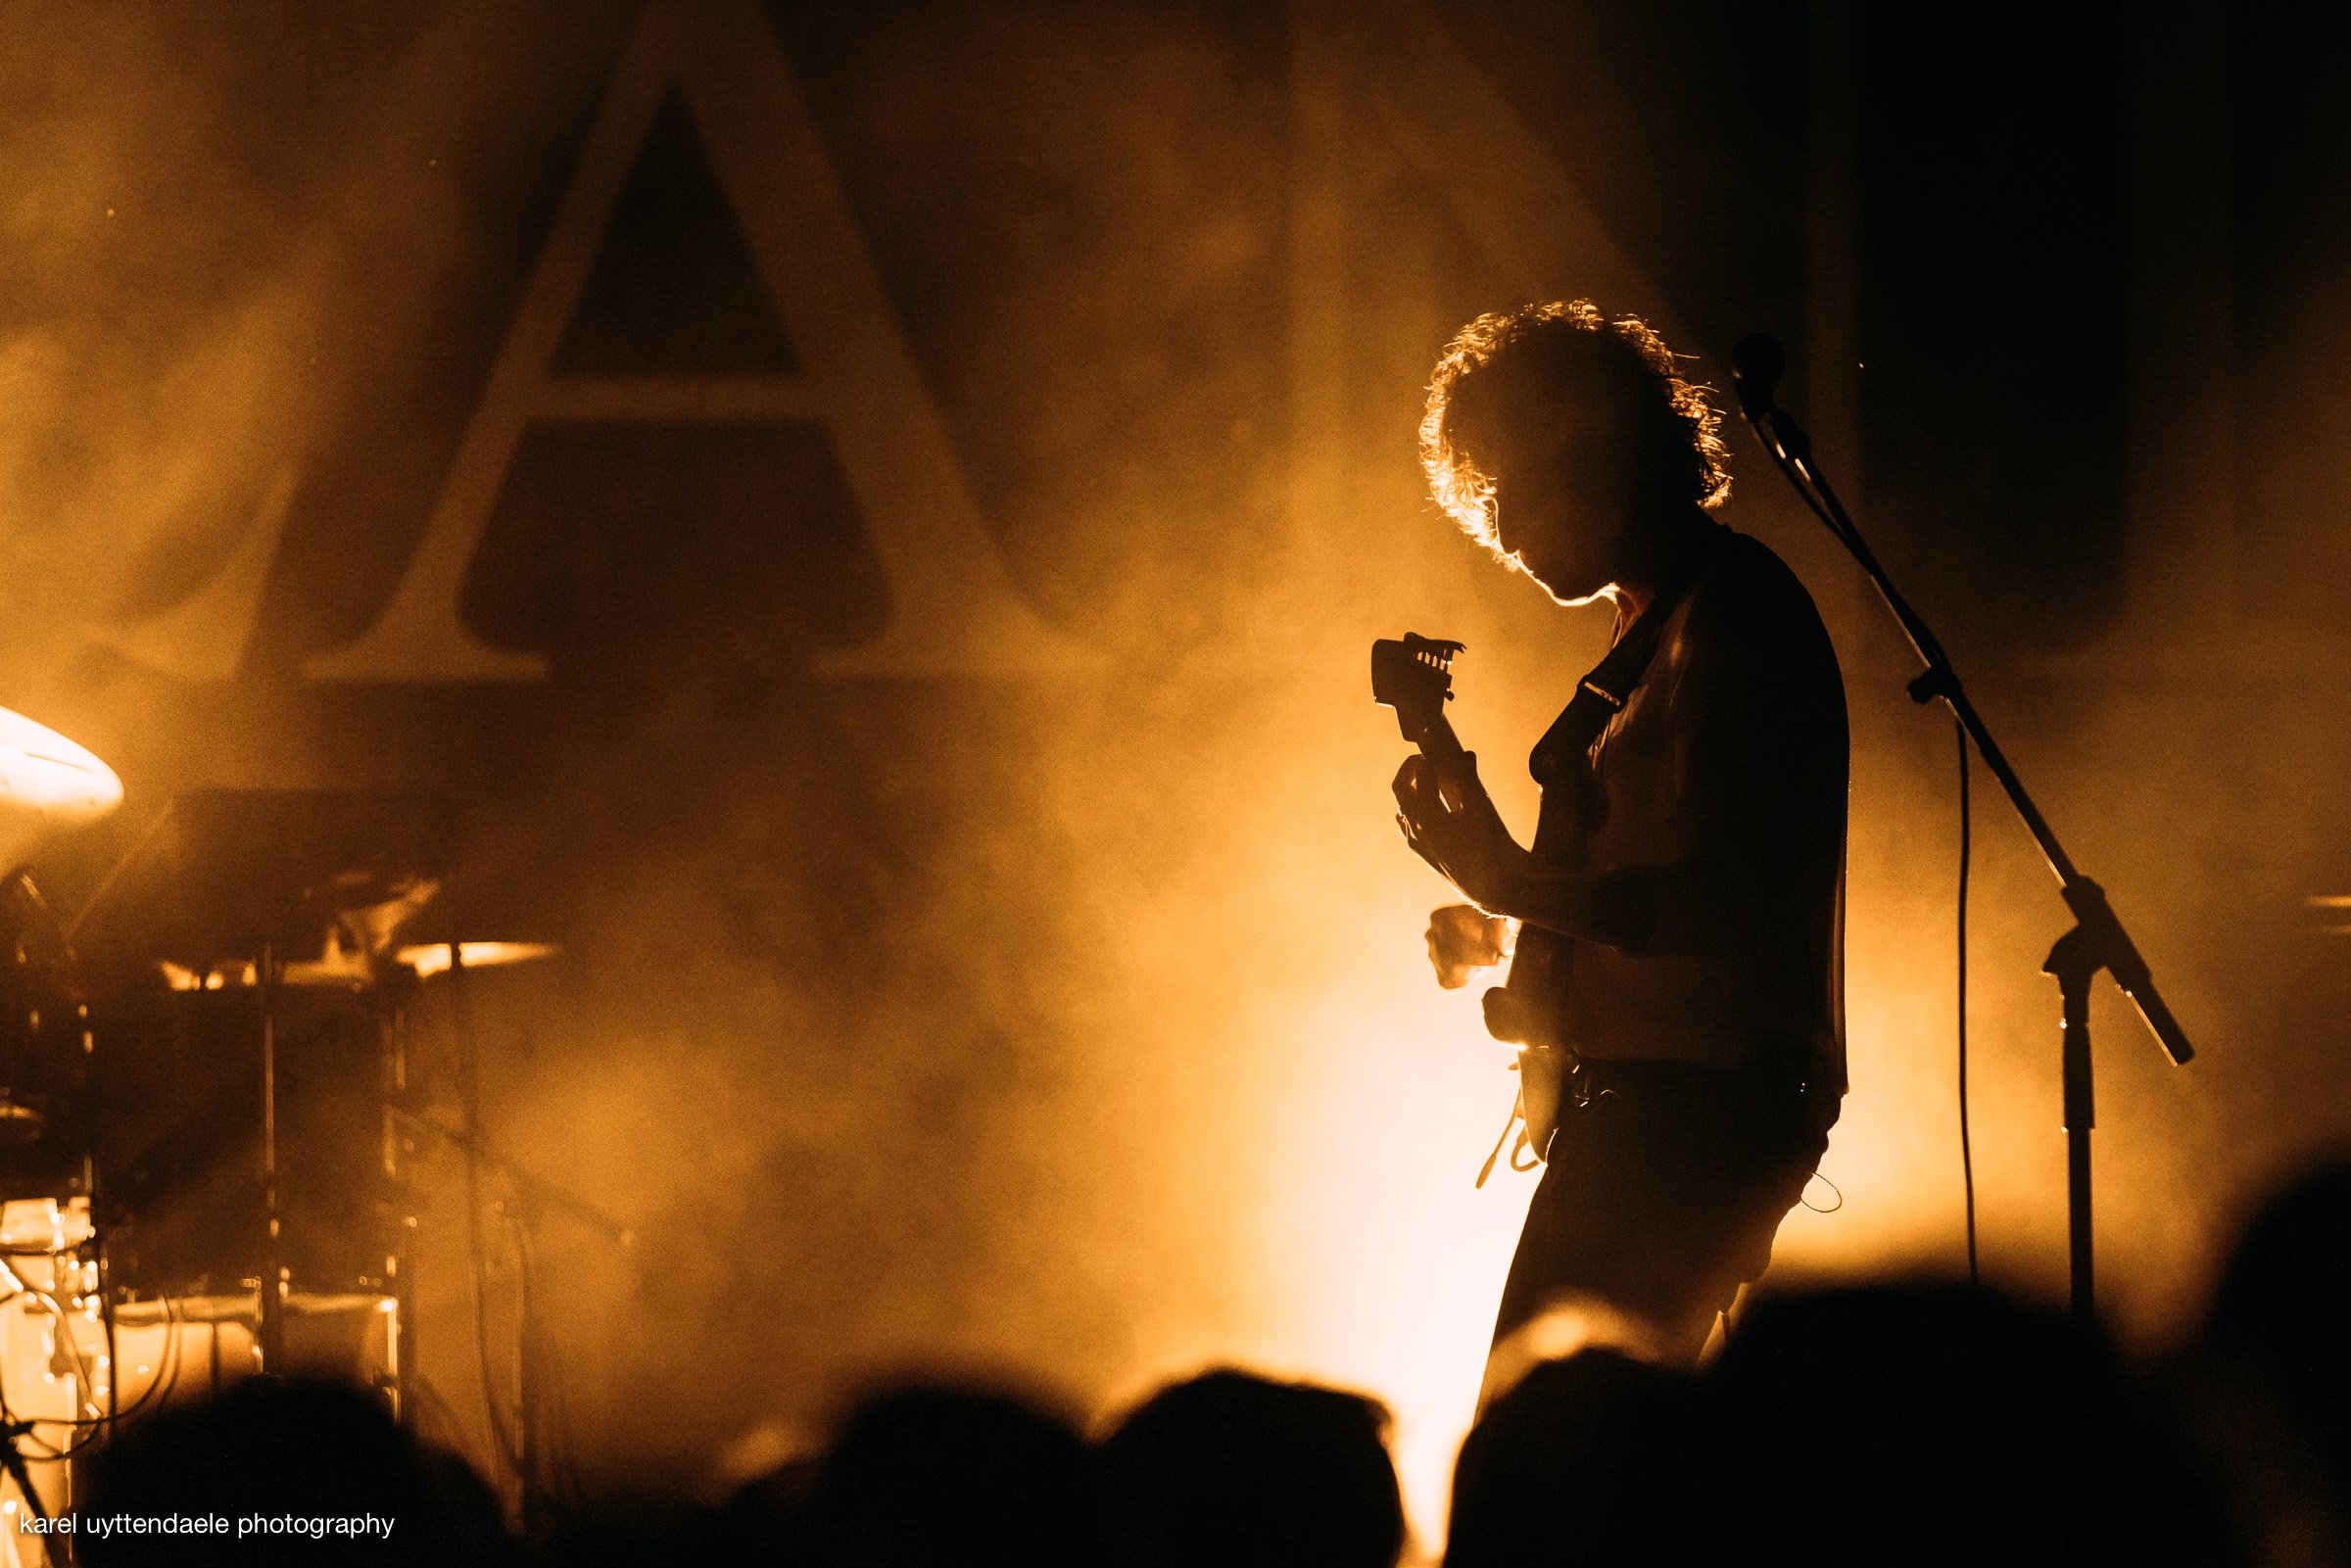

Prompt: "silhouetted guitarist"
[1390,301,1847,1367]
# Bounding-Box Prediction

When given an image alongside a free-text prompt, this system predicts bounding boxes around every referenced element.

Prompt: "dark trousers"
[1491,1058,1831,1359]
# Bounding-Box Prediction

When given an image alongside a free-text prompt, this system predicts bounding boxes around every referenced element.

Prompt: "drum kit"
[0,705,561,1546]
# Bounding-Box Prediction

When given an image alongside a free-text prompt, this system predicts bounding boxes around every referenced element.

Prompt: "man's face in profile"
[1478,389,1645,606]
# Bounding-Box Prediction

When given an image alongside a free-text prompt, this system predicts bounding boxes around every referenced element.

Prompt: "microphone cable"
[1957,721,1978,1285]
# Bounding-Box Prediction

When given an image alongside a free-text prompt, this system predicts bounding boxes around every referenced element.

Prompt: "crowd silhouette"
[66,1159,2351,1565]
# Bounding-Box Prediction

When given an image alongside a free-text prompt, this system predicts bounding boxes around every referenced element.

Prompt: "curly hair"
[1418,301,1730,558]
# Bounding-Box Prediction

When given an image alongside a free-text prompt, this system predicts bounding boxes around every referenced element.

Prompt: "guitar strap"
[1531,523,1726,789]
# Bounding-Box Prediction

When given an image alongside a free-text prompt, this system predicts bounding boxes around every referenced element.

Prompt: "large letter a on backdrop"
[305,0,1084,683]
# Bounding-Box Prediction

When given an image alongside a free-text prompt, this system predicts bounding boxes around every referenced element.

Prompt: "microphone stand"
[1729,335,2195,1325]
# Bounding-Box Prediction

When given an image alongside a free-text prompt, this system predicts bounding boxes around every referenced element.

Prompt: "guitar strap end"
[1476,1088,1526,1189]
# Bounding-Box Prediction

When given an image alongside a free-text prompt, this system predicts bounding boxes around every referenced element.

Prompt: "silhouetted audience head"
[1694,1284,2239,1566]
[1444,1350,1687,1568]
[795,1383,1093,1567]
[1095,1367,1404,1568]
[68,1280,2301,1568]
[2208,1164,2351,1492]
[2186,1162,2351,1561]
[77,1376,511,1565]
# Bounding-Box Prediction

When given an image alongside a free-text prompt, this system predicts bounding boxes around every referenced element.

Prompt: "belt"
[1565,1052,1817,1112]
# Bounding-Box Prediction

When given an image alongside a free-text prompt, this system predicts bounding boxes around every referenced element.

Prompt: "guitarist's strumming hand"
[1426,903,1510,989]
[1392,750,1531,915]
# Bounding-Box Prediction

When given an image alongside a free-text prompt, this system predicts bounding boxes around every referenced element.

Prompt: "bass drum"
[0,869,91,1197]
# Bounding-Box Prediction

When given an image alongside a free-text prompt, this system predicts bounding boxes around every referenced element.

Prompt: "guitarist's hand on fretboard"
[1426,903,1510,990]
[1393,750,1529,912]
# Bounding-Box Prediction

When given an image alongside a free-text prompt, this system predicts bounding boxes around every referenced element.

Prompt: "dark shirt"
[1522,526,1847,1088]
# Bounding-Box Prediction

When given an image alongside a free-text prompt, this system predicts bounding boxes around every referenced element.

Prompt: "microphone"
[1730,333,1787,418]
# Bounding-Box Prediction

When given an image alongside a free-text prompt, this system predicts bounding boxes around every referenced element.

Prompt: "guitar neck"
[1409,709,1468,764]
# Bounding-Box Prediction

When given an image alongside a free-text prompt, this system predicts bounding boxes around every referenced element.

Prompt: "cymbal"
[159,956,367,991]
[0,707,120,823]
[155,940,559,991]
[396,941,558,978]
[0,1098,46,1145]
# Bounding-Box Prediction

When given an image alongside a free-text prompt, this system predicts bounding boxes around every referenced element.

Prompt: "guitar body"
[1517,1045,1569,1162]
[1484,924,1572,1160]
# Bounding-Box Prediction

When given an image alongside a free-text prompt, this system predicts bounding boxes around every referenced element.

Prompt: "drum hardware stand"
[428,937,629,1538]
[257,939,287,1373]
[0,1259,54,1535]
[379,971,420,1429]
[390,1090,630,1538]
[0,1418,49,1533]
[1731,333,2198,1324]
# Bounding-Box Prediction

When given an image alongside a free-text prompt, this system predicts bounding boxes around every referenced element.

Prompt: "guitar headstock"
[1371,633,1465,748]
